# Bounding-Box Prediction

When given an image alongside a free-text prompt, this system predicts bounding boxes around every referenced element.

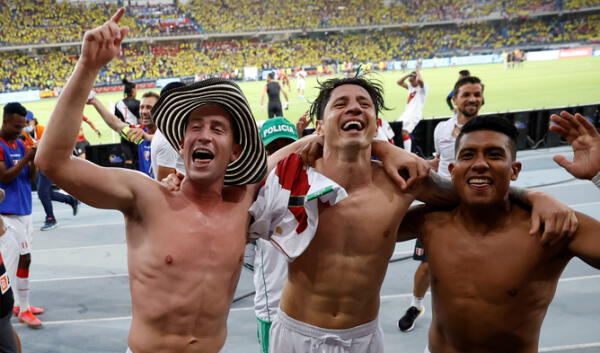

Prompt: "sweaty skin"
[33,10,261,353]
[279,84,421,329]
[398,130,600,353]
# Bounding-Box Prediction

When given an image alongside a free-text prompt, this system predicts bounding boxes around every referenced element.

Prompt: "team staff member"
[261,72,289,119]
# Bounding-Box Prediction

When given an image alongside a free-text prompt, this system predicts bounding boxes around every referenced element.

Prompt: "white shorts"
[1,215,32,256]
[269,310,384,353]
[0,227,20,282]
[399,114,421,134]
[297,80,306,90]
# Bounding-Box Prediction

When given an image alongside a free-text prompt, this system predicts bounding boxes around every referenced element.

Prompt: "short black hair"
[458,70,471,77]
[268,72,275,79]
[455,115,519,159]
[122,79,136,97]
[3,102,27,118]
[160,81,186,96]
[452,75,484,97]
[309,76,389,121]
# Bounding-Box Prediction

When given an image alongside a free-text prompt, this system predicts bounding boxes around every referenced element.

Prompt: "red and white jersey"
[375,118,395,143]
[248,154,348,262]
[399,82,428,122]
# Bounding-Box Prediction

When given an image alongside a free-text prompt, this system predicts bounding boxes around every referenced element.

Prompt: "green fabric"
[256,317,272,353]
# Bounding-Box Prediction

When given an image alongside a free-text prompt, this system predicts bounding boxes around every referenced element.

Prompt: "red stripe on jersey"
[275,154,310,233]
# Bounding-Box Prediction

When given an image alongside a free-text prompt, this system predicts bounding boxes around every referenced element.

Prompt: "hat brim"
[152,78,267,185]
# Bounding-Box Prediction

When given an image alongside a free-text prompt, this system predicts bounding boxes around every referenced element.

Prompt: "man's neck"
[456,112,474,127]
[455,199,513,235]
[0,131,14,143]
[316,144,373,190]
[180,177,225,205]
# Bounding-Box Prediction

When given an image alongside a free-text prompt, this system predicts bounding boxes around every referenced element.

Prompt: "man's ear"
[448,162,455,179]
[178,138,184,157]
[230,143,242,163]
[315,120,323,135]
[510,161,522,181]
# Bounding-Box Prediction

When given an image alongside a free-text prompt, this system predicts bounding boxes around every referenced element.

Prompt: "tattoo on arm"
[416,171,459,207]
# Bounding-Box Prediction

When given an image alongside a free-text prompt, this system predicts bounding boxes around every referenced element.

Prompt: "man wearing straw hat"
[35,9,274,353]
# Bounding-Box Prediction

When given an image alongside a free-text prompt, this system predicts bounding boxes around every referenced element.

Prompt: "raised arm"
[83,117,102,137]
[87,96,127,133]
[550,111,600,188]
[415,69,424,88]
[35,9,142,213]
[396,74,410,89]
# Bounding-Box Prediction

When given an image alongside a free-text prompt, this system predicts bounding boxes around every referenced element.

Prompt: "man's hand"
[295,111,311,137]
[300,134,323,168]
[161,172,184,191]
[528,191,578,245]
[126,127,145,143]
[79,8,129,72]
[24,146,37,162]
[550,111,600,180]
[373,141,430,191]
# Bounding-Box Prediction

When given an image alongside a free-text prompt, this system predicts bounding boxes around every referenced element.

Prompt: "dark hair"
[309,76,389,121]
[142,91,159,100]
[458,70,471,77]
[268,72,275,79]
[160,81,186,96]
[122,79,136,97]
[3,102,27,118]
[452,76,484,98]
[455,115,518,159]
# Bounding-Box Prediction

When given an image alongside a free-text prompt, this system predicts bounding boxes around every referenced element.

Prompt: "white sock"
[411,296,424,310]
[16,274,30,312]
[403,136,412,152]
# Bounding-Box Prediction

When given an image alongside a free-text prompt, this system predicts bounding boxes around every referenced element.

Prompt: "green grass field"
[3,56,599,145]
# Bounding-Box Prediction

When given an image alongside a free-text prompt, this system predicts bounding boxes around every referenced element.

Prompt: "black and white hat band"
[152,78,267,185]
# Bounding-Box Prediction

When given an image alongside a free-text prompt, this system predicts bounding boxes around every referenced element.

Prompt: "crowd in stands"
[1,0,599,45]
[1,10,598,93]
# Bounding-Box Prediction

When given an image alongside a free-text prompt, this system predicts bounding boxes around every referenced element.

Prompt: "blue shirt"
[0,138,32,215]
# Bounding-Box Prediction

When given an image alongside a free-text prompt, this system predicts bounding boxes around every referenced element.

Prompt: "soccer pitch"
[5,56,600,145]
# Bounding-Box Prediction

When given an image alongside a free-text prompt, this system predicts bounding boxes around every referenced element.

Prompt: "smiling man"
[248,75,576,353]
[35,10,270,353]
[398,116,600,353]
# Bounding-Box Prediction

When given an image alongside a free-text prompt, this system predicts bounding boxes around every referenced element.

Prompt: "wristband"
[592,172,600,189]
[120,126,143,145]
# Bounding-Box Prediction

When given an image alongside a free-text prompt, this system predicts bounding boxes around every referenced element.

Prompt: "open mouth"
[467,177,493,185]
[192,148,215,162]
[341,120,364,132]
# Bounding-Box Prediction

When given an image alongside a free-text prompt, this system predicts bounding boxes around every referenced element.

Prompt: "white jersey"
[244,238,287,321]
[296,70,307,90]
[150,130,185,179]
[398,82,428,133]
[375,118,395,143]
[433,115,458,179]
[248,154,348,262]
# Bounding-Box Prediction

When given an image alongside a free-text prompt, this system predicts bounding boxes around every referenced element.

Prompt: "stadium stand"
[0,0,599,92]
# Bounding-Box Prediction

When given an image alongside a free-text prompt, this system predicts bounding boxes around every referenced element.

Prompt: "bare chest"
[313,186,412,255]
[423,225,568,301]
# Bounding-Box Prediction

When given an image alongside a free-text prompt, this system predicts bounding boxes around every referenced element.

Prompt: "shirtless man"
[35,10,272,353]
[249,76,575,353]
[398,116,597,353]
